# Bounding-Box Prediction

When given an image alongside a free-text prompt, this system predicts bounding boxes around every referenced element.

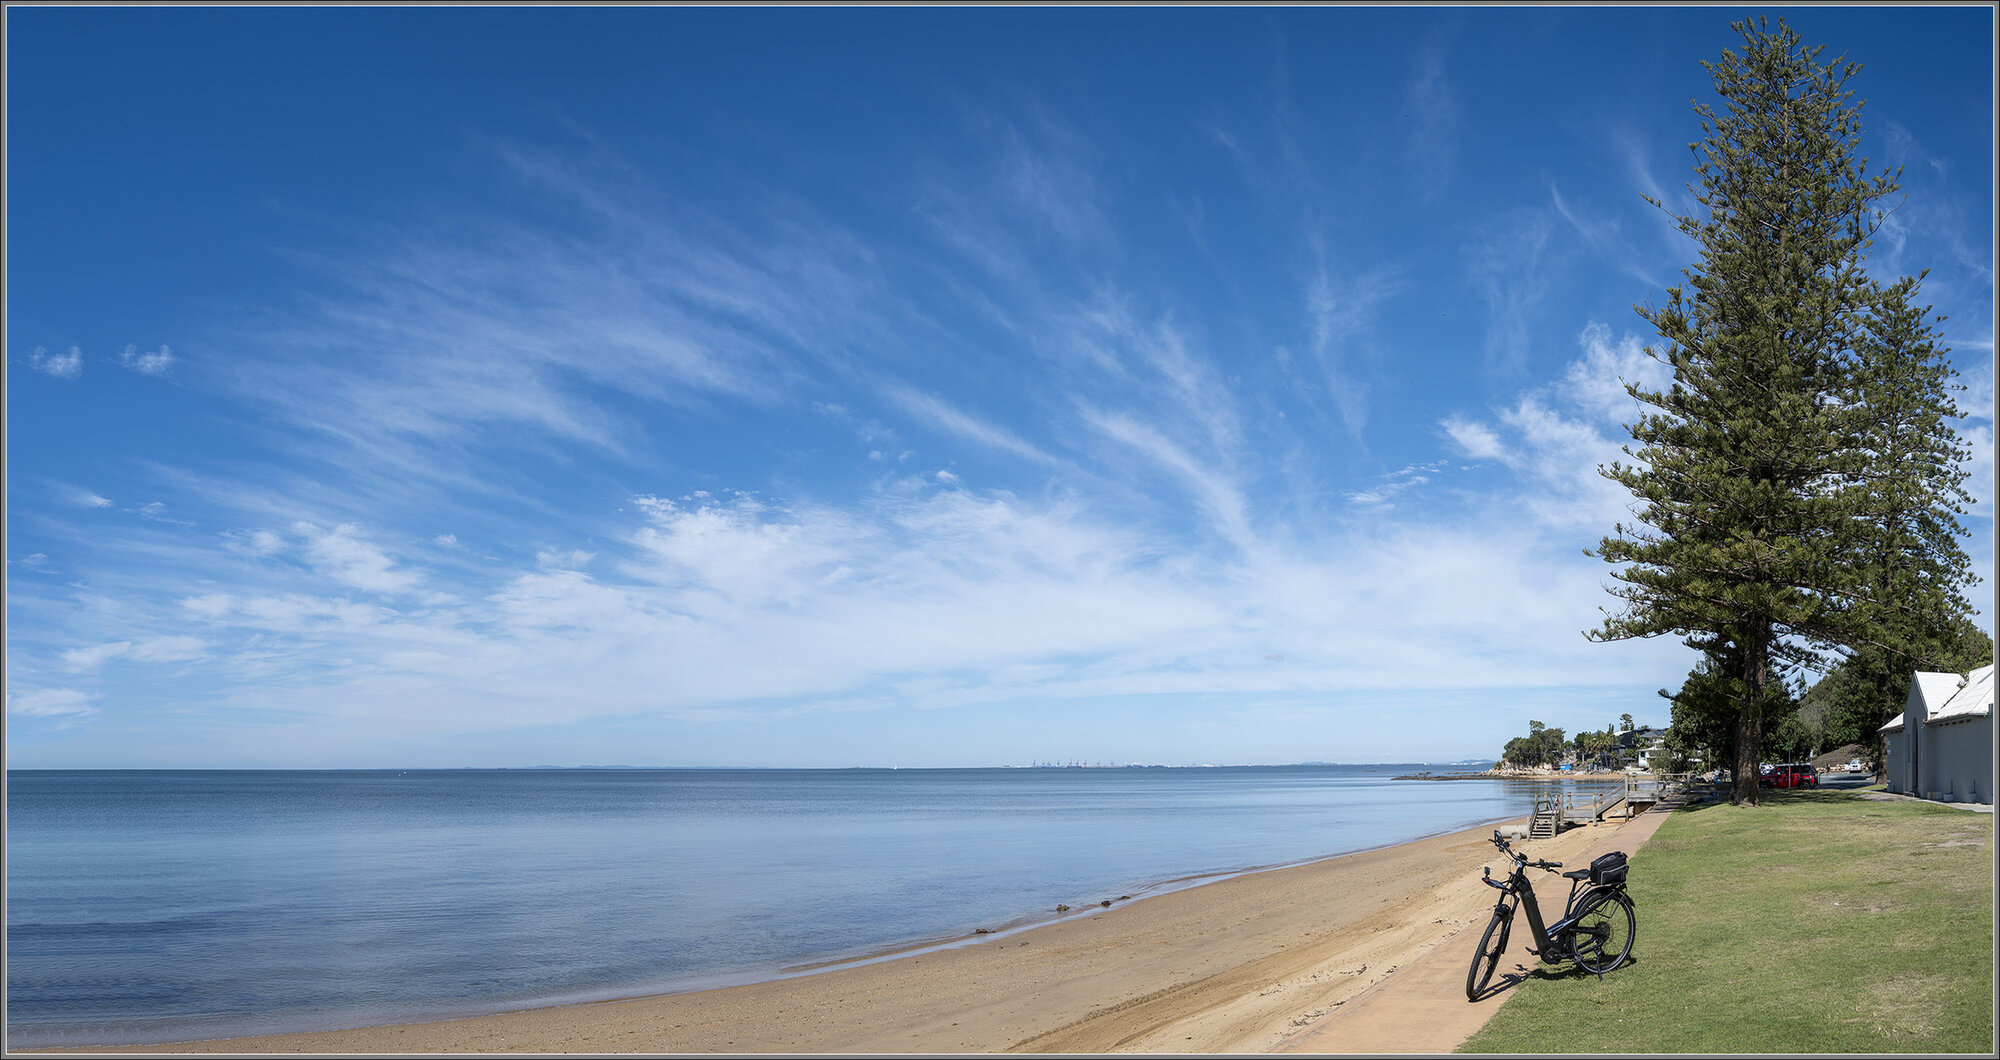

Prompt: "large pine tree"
[1832,274,1980,759]
[1589,19,1977,806]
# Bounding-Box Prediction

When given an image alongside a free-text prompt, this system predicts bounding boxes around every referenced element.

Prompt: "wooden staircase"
[1529,795,1561,839]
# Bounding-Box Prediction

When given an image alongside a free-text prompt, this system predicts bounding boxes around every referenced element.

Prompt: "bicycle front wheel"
[1569,891,1635,974]
[1466,903,1512,1001]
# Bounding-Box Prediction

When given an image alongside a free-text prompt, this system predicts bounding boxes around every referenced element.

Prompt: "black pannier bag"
[1590,851,1628,886]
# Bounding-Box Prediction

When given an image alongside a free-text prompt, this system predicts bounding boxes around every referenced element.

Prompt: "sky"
[6,6,1993,769]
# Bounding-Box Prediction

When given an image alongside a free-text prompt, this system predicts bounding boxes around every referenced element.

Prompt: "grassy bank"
[1460,789,1993,1054]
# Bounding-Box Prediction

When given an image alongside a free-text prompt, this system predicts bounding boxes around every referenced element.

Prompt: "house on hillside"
[1614,726,1683,772]
[1880,664,1994,805]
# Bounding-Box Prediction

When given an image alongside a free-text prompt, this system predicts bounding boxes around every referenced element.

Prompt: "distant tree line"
[1498,714,1638,770]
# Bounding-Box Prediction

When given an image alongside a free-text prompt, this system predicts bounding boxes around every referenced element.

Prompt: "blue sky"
[7,6,1993,768]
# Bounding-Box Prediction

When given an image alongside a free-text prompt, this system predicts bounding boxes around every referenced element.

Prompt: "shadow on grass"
[1676,785,1881,813]
[1468,955,1644,1003]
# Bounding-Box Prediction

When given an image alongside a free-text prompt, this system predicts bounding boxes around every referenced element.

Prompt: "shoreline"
[28,810,1648,1055]
[1394,768,1631,781]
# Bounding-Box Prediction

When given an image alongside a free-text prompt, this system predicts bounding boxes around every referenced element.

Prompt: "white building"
[1880,664,1994,804]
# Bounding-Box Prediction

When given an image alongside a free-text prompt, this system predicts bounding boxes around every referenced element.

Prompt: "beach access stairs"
[1529,773,1697,837]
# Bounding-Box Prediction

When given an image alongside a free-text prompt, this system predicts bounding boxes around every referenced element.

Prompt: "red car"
[1763,763,1819,789]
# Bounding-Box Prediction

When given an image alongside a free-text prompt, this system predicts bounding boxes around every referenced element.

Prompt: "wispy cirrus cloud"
[6,688,99,720]
[1464,208,1560,376]
[1402,44,1459,201]
[0,117,1711,766]
[881,382,1058,467]
[1548,182,1663,290]
[1343,460,1449,509]
[1077,405,1255,554]
[61,636,208,671]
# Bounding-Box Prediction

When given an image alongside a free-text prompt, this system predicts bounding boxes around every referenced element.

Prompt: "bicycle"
[1466,830,1636,1001]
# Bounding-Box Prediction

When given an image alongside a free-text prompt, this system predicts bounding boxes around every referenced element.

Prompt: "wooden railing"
[1526,774,1698,838]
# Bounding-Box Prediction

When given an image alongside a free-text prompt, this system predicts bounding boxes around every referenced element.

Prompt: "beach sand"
[43,805,1656,1056]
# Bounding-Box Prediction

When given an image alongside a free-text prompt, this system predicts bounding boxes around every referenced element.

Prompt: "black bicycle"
[1466,831,1635,1001]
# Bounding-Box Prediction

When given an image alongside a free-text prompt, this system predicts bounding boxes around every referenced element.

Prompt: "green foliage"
[1572,728,1616,763]
[1462,792,1994,1054]
[1800,623,1993,770]
[1589,18,1980,807]
[1499,720,1570,769]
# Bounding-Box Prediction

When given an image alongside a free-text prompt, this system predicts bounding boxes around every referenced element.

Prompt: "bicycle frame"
[1484,855,1621,961]
[1470,832,1635,1000]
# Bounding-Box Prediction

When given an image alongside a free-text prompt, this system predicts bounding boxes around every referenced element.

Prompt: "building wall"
[1882,729,1906,795]
[1889,681,1933,795]
[1919,716,1994,804]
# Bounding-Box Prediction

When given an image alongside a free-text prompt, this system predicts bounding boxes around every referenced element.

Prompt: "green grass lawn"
[1460,789,1994,1054]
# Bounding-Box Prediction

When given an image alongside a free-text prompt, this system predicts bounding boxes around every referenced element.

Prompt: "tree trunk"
[1733,624,1771,807]
[1732,710,1764,806]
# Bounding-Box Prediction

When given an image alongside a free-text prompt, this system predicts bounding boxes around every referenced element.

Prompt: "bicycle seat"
[1562,868,1592,881]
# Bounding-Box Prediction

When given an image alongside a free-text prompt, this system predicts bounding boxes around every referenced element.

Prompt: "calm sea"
[4,766,1606,1047]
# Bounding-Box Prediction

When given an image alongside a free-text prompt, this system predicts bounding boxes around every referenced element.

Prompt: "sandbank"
[36,814,1645,1054]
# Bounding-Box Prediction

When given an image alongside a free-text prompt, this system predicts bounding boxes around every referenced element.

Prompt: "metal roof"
[1930,664,1995,724]
[1880,670,1968,733]
[1880,666,1994,731]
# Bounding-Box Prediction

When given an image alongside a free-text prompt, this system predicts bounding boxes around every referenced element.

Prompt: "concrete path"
[1852,790,1993,813]
[1274,804,1676,1055]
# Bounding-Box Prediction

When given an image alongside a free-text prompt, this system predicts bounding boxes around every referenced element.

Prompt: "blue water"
[5,766,1606,1047]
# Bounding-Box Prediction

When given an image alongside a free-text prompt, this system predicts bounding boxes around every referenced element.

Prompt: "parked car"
[1762,763,1818,788]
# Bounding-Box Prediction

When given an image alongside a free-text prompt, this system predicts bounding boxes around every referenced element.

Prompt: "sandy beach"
[44,802,1652,1055]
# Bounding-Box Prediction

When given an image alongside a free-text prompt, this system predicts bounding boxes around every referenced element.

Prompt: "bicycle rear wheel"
[1569,891,1635,974]
[1466,902,1513,1000]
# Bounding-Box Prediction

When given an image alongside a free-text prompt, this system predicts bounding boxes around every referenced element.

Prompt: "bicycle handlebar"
[1487,833,1560,872]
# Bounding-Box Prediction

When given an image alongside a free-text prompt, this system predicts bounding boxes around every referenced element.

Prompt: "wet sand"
[40,809,1645,1055]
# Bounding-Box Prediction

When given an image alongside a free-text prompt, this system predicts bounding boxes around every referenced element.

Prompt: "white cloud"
[136,501,195,526]
[1343,461,1448,509]
[120,344,176,375]
[61,636,207,670]
[62,642,134,670]
[7,687,99,719]
[1442,417,1509,462]
[294,522,422,594]
[536,548,595,569]
[181,591,392,633]
[224,529,287,557]
[1438,323,1666,530]
[127,635,209,662]
[626,494,855,611]
[29,345,83,379]
[1564,323,1673,418]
